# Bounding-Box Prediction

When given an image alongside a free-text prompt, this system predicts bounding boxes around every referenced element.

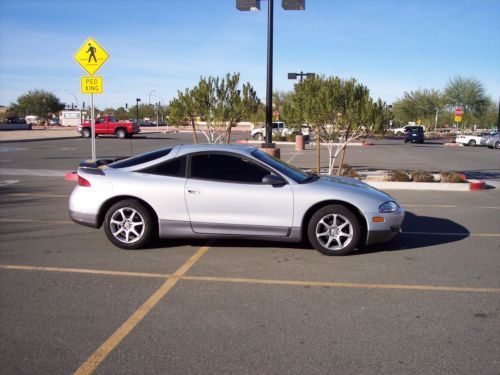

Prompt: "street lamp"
[148,90,156,105]
[237,0,305,154]
[288,71,315,82]
[67,92,78,109]
[136,98,141,125]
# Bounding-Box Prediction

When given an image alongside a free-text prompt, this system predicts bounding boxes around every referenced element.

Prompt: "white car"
[455,133,488,147]
[251,122,309,141]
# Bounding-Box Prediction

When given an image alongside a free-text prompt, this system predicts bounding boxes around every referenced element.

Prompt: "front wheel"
[103,200,156,249]
[81,128,91,138]
[308,205,360,256]
[495,141,500,149]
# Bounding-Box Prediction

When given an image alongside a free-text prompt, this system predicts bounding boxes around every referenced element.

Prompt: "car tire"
[494,141,500,149]
[307,204,360,256]
[116,129,126,139]
[104,199,156,249]
[396,131,403,136]
[81,128,91,138]
[468,140,476,147]
[253,133,264,141]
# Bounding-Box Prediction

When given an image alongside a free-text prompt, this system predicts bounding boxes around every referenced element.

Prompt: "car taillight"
[78,176,91,187]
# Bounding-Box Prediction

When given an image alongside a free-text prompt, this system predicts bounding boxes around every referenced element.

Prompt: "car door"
[94,117,106,134]
[185,152,294,237]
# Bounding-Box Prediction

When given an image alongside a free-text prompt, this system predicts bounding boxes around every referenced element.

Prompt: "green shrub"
[411,170,434,182]
[440,171,464,183]
[341,164,359,178]
[387,170,411,182]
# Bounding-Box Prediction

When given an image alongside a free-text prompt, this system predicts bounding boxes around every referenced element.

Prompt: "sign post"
[74,37,109,160]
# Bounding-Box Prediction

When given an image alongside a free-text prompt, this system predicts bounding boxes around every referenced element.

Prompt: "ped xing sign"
[74,37,109,76]
[455,115,462,122]
[81,76,103,94]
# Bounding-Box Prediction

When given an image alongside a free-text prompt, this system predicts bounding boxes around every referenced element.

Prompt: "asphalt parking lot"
[1,133,499,374]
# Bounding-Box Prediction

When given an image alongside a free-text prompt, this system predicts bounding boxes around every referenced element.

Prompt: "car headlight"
[379,201,400,213]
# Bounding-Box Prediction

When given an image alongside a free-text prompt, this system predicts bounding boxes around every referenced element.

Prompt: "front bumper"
[366,226,401,245]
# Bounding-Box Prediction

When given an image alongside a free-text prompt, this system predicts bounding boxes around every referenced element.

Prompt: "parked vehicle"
[69,144,404,256]
[480,132,498,146]
[404,126,425,144]
[455,133,490,147]
[49,118,60,126]
[251,122,309,141]
[391,124,426,136]
[484,132,500,149]
[78,116,140,139]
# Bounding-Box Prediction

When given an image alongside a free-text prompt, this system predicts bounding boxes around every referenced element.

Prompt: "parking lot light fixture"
[288,71,315,82]
[237,0,305,154]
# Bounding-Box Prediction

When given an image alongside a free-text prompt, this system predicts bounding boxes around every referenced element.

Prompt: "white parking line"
[0,168,66,177]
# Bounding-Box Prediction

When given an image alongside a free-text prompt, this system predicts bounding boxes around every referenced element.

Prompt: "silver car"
[484,132,499,149]
[69,144,404,255]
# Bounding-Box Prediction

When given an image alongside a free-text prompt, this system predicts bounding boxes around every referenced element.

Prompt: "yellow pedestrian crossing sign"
[74,37,109,76]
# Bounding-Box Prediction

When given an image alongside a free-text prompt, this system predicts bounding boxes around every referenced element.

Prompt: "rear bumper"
[69,210,99,228]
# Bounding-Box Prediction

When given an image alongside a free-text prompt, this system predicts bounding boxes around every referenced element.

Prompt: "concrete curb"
[238,140,369,147]
[366,180,484,191]
[444,143,463,147]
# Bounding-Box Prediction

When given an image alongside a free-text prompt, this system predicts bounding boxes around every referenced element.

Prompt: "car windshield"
[109,148,172,169]
[251,149,313,183]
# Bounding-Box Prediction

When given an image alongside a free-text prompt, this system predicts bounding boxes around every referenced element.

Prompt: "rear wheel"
[81,128,91,138]
[495,141,500,149]
[468,139,476,147]
[308,205,360,256]
[116,128,126,139]
[104,200,156,249]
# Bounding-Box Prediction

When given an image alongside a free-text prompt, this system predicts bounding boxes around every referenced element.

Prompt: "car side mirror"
[262,174,286,187]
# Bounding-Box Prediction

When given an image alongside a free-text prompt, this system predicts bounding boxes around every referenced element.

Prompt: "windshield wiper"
[301,172,319,184]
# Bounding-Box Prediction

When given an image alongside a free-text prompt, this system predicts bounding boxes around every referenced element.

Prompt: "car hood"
[314,175,395,202]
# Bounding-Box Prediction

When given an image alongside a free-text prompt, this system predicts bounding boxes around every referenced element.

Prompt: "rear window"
[109,148,172,169]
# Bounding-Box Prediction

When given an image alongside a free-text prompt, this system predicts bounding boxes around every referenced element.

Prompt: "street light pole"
[237,0,305,157]
[264,0,274,148]
[136,98,141,125]
[148,90,156,105]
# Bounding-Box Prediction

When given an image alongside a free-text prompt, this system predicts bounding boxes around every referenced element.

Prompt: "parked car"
[480,132,498,147]
[484,132,500,149]
[455,132,490,147]
[404,126,425,144]
[391,125,426,136]
[49,118,60,126]
[251,122,309,141]
[78,116,140,139]
[69,144,404,256]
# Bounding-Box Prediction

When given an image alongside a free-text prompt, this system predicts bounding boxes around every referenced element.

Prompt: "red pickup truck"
[79,116,140,139]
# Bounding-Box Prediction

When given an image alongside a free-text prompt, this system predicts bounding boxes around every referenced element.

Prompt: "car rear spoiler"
[78,157,127,175]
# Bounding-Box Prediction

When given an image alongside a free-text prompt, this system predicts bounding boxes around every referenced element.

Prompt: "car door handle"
[186,188,200,195]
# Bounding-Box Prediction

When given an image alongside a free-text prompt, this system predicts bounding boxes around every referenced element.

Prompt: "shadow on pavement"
[358,211,469,255]
[151,211,469,255]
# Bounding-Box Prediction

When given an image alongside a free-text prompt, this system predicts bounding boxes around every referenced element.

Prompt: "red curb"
[362,142,374,147]
[65,171,78,181]
[468,179,486,191]
[444,143,461,147]
[236,139,249,144]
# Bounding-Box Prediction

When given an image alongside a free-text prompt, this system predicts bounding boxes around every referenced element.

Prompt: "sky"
[0,0,499,110]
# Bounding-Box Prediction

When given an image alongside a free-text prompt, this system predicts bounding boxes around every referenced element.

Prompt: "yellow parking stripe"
[73,245,210,375]
[182,276,500,294]
[1,263,499,294]
[0,265,170,279]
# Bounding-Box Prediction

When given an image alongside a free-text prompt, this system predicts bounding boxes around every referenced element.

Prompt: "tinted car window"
[95,117,105,124]
[190,153,269,183]
[252,149,309,183]
[109,148,172,169]
[140,156,186,177]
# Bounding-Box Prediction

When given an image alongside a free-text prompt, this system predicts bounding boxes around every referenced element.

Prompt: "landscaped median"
[361,170,485,191]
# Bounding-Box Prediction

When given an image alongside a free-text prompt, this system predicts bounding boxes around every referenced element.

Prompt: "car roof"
[176,143,257,156]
